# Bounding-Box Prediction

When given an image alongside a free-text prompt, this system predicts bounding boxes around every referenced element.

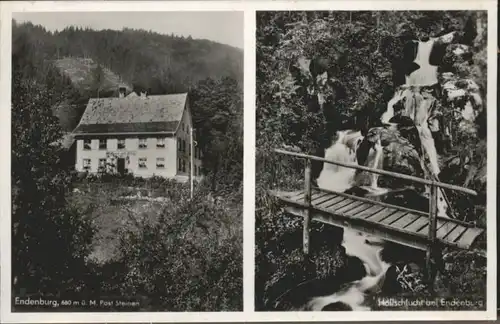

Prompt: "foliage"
[11,56,95,295]
[91,62,105,98]
[190,77,243,193]
[114,181,242,311]
[256,11,487,310]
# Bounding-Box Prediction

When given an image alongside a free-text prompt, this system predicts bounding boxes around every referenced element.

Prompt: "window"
[156,137,165,148]
[188,143,191,156]
[139,138,147,149]
[177,139,181,150]
[99,139,107,150]
[138,158,147,169]
[117,139,125,149]
[156,157,165,169]
[83,159,91,171]
[182,159,186,173]
[178,158,182,171]
[98,158,106,172]
[83,139,91,150]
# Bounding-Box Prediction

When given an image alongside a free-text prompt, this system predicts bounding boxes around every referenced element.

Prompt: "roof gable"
[74,93,188,134]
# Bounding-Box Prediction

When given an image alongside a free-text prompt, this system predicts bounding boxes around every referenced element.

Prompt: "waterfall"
[306,38,448,311]
[382,36,448,217]
[317,131,359,192]
[405,39,438,86]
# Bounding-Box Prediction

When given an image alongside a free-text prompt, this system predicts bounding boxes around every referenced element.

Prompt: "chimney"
[118,86,126,98]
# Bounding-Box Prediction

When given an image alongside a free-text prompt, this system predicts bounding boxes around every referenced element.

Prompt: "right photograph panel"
[255,11,487,312]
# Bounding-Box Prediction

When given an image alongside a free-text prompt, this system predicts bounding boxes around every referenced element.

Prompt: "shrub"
[115,181,243,311]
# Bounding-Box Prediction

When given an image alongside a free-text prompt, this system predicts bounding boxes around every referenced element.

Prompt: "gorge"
[256,11,487,312]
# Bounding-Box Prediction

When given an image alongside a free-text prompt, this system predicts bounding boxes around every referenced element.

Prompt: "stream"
[302,37,448,311]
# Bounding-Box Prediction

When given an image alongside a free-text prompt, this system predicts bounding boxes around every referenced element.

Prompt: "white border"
[0,0,497,322]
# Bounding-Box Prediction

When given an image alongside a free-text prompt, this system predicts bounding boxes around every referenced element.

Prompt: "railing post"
[303,158,312,255]
[426,181,438,290]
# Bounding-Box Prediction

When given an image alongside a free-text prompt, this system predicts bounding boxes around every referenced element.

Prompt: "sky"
[13,11,244,49]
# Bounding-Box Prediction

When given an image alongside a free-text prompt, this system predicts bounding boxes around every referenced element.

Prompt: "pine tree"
[92,62,104,98]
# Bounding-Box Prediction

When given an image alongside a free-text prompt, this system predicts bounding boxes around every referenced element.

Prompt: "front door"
[117,158,125,175]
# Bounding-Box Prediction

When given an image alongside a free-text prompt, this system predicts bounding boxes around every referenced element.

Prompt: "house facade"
[73,89,202,180]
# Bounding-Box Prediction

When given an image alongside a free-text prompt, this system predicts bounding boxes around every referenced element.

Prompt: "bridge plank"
[445,225,468,243]
[311,191,329,203]
[344,203,375,216]
[366,208,397,222]
[313,193,336,206]
[356,205,385,219]
[322,196,349,209]
[436,222,460,240]
[329,198,357,211]
[335,200,366,215]
[404,216,428,232]
[380,210,407,226]
[456,227,484,249]
[316,195,345,208]
[417,220,445,236]
[390,212,419,229]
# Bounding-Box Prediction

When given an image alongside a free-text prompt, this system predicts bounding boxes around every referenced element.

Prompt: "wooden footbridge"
[270,149,485,283]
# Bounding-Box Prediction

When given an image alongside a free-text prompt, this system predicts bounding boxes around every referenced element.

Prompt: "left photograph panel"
[11,11,243,312]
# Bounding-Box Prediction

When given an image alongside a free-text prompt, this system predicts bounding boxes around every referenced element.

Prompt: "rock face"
[354,125,425,189]
[372,29,483,176]
[345,29,484,218]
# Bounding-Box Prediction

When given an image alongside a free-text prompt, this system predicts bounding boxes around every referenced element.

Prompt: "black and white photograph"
[9,10,243,312]
[256,11,489,312]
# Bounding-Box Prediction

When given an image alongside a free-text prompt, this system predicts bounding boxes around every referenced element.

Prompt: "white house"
[73,87,202,180]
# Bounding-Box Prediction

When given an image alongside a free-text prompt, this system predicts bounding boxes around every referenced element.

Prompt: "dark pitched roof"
[73,93,188,135]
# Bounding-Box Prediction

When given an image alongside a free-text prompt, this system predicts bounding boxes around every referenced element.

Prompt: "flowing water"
[305,38,447,311]
[406,39,438,86]
[310,130,390,311]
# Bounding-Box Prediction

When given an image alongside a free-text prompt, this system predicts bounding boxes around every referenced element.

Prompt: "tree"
[92,62,104,98]
[11,59,94,296]
[190,77,243,192]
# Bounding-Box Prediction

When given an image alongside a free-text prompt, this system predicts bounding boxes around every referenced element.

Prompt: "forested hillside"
[12,20,244,184]
[12,20,243,311]
[12,20,243,93]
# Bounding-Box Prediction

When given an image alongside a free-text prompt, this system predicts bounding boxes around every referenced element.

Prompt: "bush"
[115,181,243,311]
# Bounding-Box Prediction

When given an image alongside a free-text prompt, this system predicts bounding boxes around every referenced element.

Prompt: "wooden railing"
[274,148,478,282]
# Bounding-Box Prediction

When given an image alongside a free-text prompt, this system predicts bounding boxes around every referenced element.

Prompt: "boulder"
[354,125,425,189]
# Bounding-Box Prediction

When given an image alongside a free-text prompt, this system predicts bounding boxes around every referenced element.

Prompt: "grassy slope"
[69,181,160,264]
[53,57,132,93]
